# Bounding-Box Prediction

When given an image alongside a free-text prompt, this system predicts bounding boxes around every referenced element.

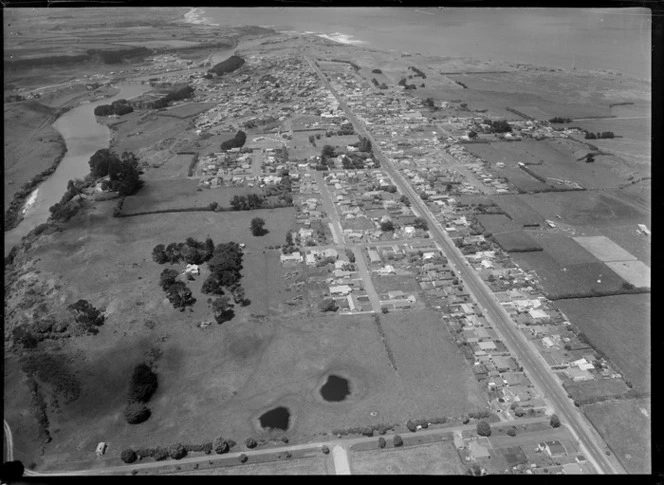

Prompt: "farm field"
[158,102,217,119]
[604,260,650,289]
[492,231,542,252]
[525,232,598,266]
[584,398,651,474]
[572,236,637,262]
[378,310,488,419]
[491,194,544,227]
[109,111,192,155]
[556,294,650,393]
[510,251,628,300]
[598,225,650,266]
[179,455,332,475]
[519,190,650,229]
[475,214,521,234]
[349,441,466,475]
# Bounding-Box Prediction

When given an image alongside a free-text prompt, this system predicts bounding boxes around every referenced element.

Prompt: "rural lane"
[303,52,625,475]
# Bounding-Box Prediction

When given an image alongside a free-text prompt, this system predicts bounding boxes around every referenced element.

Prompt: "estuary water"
[5,82,151,255]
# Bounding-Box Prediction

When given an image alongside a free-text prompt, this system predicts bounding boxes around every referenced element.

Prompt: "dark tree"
[476,420,491,436]
[12,326,38,349]
[121,449,138,464]
[152,244,168,264]
[160,268,179,290]
[251,217,266,236]
[128,363,158,403]
[124,402,151,424]
[378,437,386,448]
[406,420,417,432]
[400,195,411,206]
[550,414,561,428]
[393,435,403,447]
[380,220,395,232]
[321,445,330,454]
[165,281,196,309]
[412,217,428,231]
[321,145,335,158]
[168,443,187,460]
[507,427,517,437]
[245,437,258,449]
[213,436,230,454]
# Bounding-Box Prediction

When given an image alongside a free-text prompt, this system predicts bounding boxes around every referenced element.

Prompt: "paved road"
[315,172,345,245]
[7,415,548,476]
[303,52,625,475]
[352,246,382,312]
[4,420,14,462]
[332,445,351,475]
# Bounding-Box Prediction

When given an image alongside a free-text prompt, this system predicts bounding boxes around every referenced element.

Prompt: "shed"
[478,341,497,351]
[96,442,107,456]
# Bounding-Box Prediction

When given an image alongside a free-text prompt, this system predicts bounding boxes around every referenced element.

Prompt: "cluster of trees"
[152,237,215,265]
[319,298,338,312]
[87,46,150,64]
[408,66,426,78]
[423,97,438,110]
[159,268,196,310]
[585,131,614,139]
[380,220,395,232]
[124,363,158,424]
[484,119,512,133]
[398,78,417,90]
[455,80,468,89]
[88,149,143,196]
[68,299,105,335]
[371,78,388,89]
[201,242,248,323]
[94,99,134,117]
[476,420,492,436]
[149,85,195,110]
[317,144,337,170]
[549,117,572,123]
[230,193,266,211]
[221,130,247,151]
[383,185,398,193]
[209,55,245,76]
[371,68,382,74]
[412,217,428,231]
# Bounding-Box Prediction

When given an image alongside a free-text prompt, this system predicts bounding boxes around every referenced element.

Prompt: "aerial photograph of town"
[2,6,652,478]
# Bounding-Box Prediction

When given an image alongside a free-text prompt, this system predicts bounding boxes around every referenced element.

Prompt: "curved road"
[303,52,626,475]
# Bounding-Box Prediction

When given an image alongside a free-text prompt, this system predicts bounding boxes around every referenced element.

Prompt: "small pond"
[320,374,351,402]
[258,406,290,431]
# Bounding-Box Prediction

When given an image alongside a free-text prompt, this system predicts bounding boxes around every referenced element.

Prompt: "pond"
[320,374,351,402]
[258,406,290,431]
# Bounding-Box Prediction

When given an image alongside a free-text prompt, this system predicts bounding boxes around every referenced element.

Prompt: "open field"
[372,275,421,294]
[584,398,651,474]
[604,261,650,289]
[510,252,628,300]
[492,231,542,252]
[572,236,637,262]
[178,455,331,475]
[158,102,217,119]
[108,112,192,155]
[563,379,630,404]
[350,440,465,474]
[475,214,521,234]
[491,195,544,227]
[119,179,262,214]
[556,294,650,393]
[6,209,484,469]
[519,190,650,229]
[4,101,66,206]
[598,225,650,266]
[525,233,598,266]
[378,310,488,419]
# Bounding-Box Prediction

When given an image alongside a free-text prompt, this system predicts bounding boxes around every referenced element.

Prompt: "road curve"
[302,53,625,475]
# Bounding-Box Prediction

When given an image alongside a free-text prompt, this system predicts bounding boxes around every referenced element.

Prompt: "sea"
[187,7,651,80]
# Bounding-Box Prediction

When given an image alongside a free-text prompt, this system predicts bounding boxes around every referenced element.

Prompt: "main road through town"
[303,52,626,475]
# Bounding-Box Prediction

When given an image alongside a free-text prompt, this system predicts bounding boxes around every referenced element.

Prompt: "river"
[197,7,651,80]
[4,82,151,255]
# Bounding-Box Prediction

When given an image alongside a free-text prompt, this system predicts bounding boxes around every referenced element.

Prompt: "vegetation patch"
[491,231,543,252]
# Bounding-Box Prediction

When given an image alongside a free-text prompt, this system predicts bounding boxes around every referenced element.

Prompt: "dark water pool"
[259,406,290,431]
[320,374,351,402]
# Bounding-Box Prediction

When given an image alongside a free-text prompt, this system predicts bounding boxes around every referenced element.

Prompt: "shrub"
[153,447,169,461]
[406,420,417,432]
[462,416,470,424]
[124,402,151,424]
[121,448,137,463]
[514,407,525,417]
[239,453,248,463]
[168,443,187,460]
[378,437,386,448]
[507,428,517,437]
[550,414,561,428]
[245,437,257,449]
[319,298,338,312]
[476,421,491,437]
[213,436,230,454]
[393,435,403,447]
[202,442,213,454]
[321,445,330,455]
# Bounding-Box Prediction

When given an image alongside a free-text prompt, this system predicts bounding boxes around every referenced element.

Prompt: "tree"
[550,414,561,428]
[12,326,38,349]
[507,427,517,437]
[285,231,294,246]
[476,420,491,436]
[213,436,230,454]
[321,145,335,158]
[412,217,428,231]
[166,281,196,309]
[239,454,248,463]
[251,217,266,236]
[124,402,151,424]
[319,298,338,312]
[160,268,179,290]
[378,437,386,448]
[121,449,138,464]
[400,194,411,206]
[69,299,105,333]
[152,244,168,264]
[345,249,356,263]
[384,185,397,193]
[321,445,330,454]
[168,443,187,460]
[393,435,403,447]
[245,437,257,449]
[380,220,395,232]
[406,420,417,432]
[128,363,159,403]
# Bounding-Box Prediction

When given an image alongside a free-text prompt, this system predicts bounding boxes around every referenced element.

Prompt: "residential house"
[330,285,352,296]
[280,252,303,264]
